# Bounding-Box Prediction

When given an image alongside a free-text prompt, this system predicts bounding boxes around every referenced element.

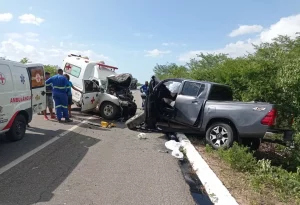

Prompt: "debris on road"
[171,149,184,159]
[158,150,169,153]
[165,140,184,159]
[165,140,181,151]
[100,121,116,128]
[138,133,147,139]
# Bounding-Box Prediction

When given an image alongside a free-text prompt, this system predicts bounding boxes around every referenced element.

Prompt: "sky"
[0,0,300,83]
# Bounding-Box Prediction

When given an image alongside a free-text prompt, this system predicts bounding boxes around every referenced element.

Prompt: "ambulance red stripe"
[2,111,20,131]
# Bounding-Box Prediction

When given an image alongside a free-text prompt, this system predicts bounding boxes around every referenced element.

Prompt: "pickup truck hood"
[107,73,133,89]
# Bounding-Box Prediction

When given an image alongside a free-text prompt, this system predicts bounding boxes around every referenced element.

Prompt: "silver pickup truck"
[126,76,294,150]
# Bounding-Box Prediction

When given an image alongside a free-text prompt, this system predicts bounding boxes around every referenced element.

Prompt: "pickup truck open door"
[174,81,205,126]
[81,79,100,112]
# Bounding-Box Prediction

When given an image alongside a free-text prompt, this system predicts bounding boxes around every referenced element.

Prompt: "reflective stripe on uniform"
[55,105,68,109]
[53,86,67,89]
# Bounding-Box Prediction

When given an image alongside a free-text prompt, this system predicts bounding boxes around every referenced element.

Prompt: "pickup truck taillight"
[261,109,277,126]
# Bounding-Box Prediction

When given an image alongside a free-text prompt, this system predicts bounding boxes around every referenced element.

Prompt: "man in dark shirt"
[140,81,149,95]
[43,72,55,120]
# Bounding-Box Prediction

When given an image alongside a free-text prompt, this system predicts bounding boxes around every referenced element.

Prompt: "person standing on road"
[45,69,72,123]
[64,74,82,118]
[140,81,149,95]
[43,72,56,120]
[140,81,149,108]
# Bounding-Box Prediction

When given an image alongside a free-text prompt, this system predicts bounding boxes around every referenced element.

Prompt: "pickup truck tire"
[100,102,119,120]
[6,114,27,141]
[126,111,146,130]
[206,122,234,149]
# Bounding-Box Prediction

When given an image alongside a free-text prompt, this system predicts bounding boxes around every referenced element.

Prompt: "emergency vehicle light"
[68,54,81,57]
[97,63,118,70]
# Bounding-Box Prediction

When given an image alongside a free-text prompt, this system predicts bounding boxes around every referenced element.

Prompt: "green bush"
[217,143,257,172]
[44,65,58,76]
[205,142,300,202]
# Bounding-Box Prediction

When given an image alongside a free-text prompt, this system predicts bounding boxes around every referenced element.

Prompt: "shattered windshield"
[164,81,181,94]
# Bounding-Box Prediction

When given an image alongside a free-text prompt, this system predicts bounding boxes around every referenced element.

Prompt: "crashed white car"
[63,54,137,120]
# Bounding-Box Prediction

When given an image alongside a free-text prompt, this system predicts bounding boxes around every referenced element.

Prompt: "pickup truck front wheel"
[206,122,234,149]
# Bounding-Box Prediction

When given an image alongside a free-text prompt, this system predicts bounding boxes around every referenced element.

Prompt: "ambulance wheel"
[6,114,27,141]
[100,102,119,120]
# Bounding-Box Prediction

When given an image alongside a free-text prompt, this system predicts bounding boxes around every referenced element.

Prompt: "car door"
[174,81,205,126]
[81,80,100,112]
[27,66,46,114]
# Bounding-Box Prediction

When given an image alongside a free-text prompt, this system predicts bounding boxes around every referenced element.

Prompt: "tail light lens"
[261,109,277,126]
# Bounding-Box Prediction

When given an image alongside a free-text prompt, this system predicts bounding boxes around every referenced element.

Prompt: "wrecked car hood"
[107,73,133,88]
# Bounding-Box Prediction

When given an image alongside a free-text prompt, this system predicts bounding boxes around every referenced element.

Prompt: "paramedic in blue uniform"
[45,69,73,123]
[140,81,149,95]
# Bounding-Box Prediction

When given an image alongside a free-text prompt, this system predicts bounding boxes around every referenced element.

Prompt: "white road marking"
[0,117,93,175]
[177,133,239,205]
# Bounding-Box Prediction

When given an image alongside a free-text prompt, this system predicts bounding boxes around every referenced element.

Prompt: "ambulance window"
[12,66,30,91]
[27,66,45,88]
[64,63,81,78]
[0,64,13,92]
[84,80,100,93]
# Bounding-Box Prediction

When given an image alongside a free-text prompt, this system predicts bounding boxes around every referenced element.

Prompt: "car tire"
[6,114,27,142]
[206,122,235,149]
[100,102,119,120]
[126,111,146,130]
[241,138,261,150]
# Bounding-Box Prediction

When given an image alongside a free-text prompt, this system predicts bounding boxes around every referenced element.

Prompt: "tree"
[19,57,58,76]
[153,63,189,80]
[20,57,31,64]
[188,53,229,71]
[44,65,58,76]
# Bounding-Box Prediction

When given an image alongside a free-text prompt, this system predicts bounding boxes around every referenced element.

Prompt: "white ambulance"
[0,59,46,141]
[63,54,137,120]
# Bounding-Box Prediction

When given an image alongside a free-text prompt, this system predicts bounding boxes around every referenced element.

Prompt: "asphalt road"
[0,90,195,205]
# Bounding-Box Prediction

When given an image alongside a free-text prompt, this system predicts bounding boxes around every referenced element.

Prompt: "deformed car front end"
[96,73,137,120]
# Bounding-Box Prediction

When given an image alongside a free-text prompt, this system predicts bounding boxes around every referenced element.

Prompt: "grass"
[190,136,300,205]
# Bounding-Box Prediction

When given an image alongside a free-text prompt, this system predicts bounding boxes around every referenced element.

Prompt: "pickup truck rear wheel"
[206,122,234,149]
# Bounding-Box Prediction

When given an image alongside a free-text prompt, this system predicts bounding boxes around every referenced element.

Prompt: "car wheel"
[6,114,27,141]
[100,102,119,120]
[206,122,234,149]
[241,138,261,150]
[126,111,146,130]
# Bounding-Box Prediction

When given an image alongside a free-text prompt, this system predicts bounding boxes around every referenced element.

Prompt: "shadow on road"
[0,131,100,205]
[0,126,67,168]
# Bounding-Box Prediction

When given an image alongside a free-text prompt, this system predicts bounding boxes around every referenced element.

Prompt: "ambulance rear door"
[81,79,100,112]
[0,62,14,132]
[27,65,46,114]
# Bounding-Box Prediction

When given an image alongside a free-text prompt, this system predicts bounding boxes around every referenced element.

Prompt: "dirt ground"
[191,139,290,205]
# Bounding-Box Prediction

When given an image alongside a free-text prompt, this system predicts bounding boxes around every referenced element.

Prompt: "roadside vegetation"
[154,35,300,204]
[19,57,58,76]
